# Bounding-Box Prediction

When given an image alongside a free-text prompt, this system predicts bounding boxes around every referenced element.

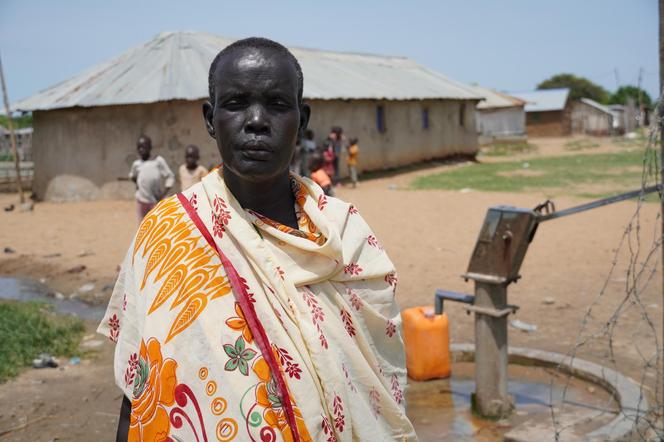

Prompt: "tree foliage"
[0,113,32,129]
[537,73,610,104]
[609,86,652,108]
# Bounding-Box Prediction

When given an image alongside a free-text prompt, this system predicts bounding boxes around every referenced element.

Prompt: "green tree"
[0,113,32,129]
[609,85,652,108]
[537,73,610,103]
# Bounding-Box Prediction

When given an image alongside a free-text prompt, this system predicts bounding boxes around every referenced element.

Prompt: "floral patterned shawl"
[98,171,417,441]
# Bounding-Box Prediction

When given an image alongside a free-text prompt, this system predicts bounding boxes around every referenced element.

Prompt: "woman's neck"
[222,166,298,229]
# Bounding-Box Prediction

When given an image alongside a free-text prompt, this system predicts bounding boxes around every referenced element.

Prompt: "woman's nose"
[244,105,270,135]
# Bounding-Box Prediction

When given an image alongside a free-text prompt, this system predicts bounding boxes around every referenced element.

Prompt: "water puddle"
[0,276,106,321]
[406,362,618,441]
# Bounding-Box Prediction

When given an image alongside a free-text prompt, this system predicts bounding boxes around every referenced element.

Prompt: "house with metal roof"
[571,98,614,136]
[469,85,526,144]
[509,88,572,137]
[13,31,482,201]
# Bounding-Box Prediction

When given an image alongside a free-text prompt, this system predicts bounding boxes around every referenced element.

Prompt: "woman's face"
[204,48,309,183]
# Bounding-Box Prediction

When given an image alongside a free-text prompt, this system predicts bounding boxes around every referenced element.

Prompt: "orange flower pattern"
[128,338,178,441]
[252,354,312,442]
[225,302,253,343]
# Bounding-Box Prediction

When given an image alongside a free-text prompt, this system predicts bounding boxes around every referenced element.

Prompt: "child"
[309,154,334,196]
[129,135,175,221]
[347,137,359,188]
[299,129,316,177]
[322,139,336,179]
[179,145,208,191]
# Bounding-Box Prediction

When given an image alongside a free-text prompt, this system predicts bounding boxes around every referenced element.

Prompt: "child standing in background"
[178,145,208,190]
[309,154,334,196]
[347,137,360,188]
[129,135,175,221]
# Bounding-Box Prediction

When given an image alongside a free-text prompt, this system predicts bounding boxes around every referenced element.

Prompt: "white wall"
[476,106,526,139]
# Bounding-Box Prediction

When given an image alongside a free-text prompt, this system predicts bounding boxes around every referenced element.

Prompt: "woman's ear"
[298,103,311,139]
[202,100,215,138]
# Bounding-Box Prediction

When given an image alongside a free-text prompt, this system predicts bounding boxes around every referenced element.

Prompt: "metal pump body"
[434,185,661,419]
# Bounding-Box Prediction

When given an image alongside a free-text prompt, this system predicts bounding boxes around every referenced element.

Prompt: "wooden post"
[0,54,25,204]
[659,0,664,425]
[473,281,514,418]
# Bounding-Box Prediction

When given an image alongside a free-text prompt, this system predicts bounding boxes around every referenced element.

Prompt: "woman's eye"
[271,99,289,108]
[223,99,244,109]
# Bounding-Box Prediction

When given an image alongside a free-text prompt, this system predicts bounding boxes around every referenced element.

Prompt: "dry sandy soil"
[0,137,662,440]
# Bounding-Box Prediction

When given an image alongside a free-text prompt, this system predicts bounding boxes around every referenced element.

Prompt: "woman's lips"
[241,143,273,160]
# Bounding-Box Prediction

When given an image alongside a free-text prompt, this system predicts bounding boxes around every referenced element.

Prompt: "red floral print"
[276,347,302,380]
[123,352,138,387]
[369,387,381,418]
[188,193,198,210]
[391,374,404,404]
[333,394,345,432]
[321,415,337,442]
[108,313,120,342]
[346,288,363,311]
[212,195,231,238]
[342,363,357,393]
[367,234,382,249]
[386,319,397,338]
[122,293,127,312]
[317,194,328,210]
[340,308,356,337]
[302,288,328,349]
[385,272,397,287]
[348,205,358,215]
[343,263,362,276]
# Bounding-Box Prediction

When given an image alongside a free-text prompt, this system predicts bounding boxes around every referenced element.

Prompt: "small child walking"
[347,138,360,188]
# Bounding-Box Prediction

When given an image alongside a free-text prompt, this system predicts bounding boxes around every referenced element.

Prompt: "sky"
[0,0,659,104]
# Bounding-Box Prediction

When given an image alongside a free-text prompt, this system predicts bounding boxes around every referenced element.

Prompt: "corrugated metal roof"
[579,97,613,115]
[13,31,481,112]
[469,85,525,110]
[508,88,570,112]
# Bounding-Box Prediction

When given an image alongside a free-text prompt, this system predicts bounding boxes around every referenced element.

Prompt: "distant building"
[509,88,572,137]
[609,98,641,134]
[608,104,639,135]
[571,98,614,136]
[469,85,526,144]
[0,124,33,160]
[13,31,481,201]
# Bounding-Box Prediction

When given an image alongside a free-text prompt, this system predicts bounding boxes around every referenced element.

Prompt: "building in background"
[0,124,32,161]
[13,31,481,201]
[509,88,572,137]
[570,98,614,136]
[469,85,526,145]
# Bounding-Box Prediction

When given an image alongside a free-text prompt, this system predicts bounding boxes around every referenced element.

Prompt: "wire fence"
[552,101,664,441]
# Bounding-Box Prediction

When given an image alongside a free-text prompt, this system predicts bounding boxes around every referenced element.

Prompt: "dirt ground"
[0,136,661,441]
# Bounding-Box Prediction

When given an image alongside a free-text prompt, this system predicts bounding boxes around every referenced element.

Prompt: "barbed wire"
[552,100,664,441]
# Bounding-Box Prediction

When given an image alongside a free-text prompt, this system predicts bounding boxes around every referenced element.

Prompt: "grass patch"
[0,301,85,383]
[612,128,653,149]
[412,148,660,197]
[482,141,538,157]
[565,138,600,151]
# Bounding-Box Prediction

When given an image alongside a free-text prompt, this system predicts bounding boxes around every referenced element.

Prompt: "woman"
[100,37,416,441]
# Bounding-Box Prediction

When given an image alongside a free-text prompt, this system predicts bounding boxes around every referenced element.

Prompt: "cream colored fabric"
[99,171,417,441]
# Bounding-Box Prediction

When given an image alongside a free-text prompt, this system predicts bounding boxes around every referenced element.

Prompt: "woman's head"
[203,38,310,184]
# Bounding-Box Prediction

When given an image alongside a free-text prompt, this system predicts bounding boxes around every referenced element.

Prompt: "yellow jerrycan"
[402,306,451,381]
